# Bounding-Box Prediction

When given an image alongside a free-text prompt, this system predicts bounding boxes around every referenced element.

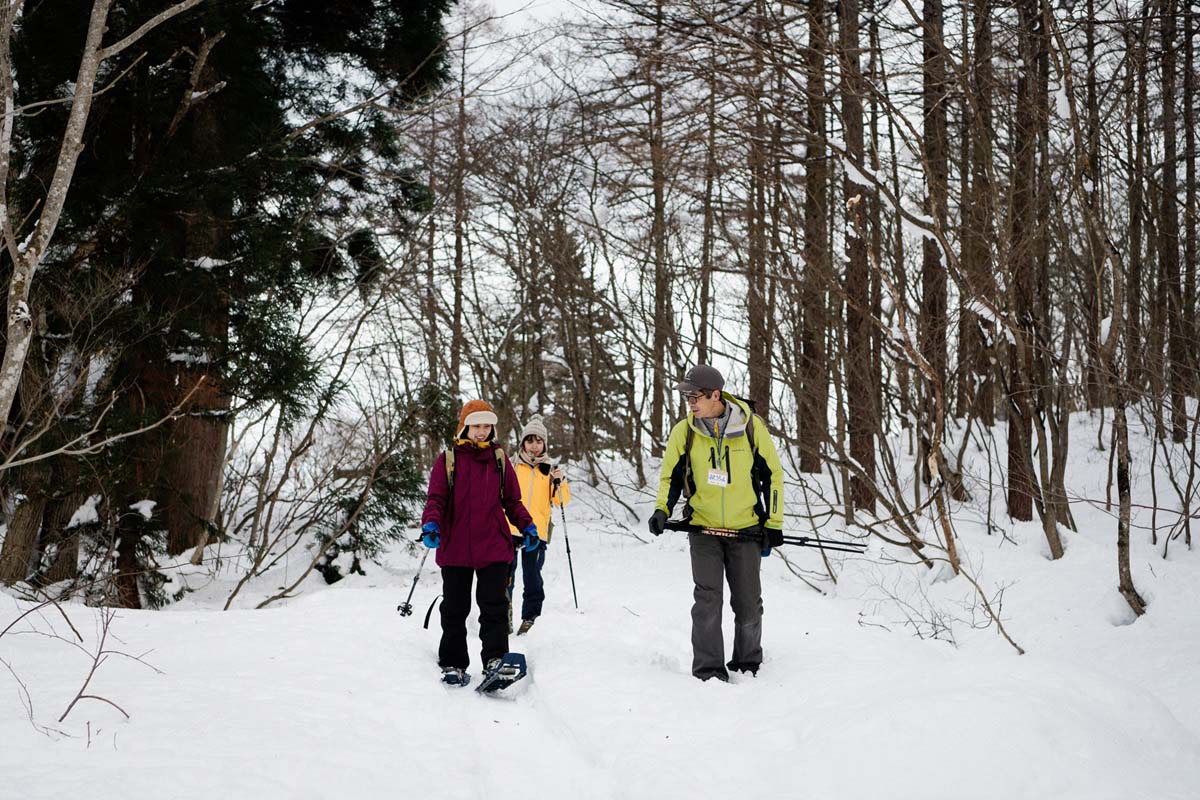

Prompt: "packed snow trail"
[3,509,1200,800]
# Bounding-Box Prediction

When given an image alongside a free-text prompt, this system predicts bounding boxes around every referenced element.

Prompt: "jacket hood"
[688,392,751,439]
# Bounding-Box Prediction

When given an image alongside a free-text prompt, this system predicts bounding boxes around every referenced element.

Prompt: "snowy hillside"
[2,411,1199,800]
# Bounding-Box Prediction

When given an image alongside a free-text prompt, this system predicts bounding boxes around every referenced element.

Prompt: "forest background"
[0,0,1194,661]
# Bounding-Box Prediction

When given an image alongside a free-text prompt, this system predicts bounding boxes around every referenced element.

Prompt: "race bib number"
[707,469,729,487]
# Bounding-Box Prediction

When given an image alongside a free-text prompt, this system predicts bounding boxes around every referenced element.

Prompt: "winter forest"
[2,0,1199,797]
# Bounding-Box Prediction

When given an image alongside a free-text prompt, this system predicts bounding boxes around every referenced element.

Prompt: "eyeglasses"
[681,391,707,403]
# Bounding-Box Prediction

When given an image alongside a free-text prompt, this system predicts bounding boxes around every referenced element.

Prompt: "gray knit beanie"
[520,415,549,442]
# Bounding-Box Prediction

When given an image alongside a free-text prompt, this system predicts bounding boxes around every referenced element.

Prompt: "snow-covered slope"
[3,412,1199,799]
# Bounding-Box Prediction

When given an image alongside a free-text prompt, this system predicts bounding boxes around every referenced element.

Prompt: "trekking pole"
[397,544,430,617]
[663,520,867,554]
[553,478,579,609]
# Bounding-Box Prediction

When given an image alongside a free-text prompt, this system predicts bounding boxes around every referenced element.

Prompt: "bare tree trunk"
[1114,402,1145,614]
[1029,0,1065,555]
[699,61,717,366]
[649,0,669,457]
[1128,15,1147,392]
[1083,1,1104,410]
[1007,0,1040,524]
[425,103,440,393]
[1102,145,1147,613]
[920,0,949,448]
[799,0,829,474]
[840,0,875,512]
[1185,4,1197,393]
[746,0,772,417]
[963,0,995,427]
[867,0,884,443]
[450,41,468,398]
[0,471,47,583]
[1162,0,1187,443]
[156,51,231,559]
[40,488,86,585]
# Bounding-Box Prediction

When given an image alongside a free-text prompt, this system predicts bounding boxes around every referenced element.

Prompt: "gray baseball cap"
[676,364,725,393]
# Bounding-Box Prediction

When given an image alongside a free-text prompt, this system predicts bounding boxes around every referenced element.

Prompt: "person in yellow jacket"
[507,415,571,635]
[649,364,784,682]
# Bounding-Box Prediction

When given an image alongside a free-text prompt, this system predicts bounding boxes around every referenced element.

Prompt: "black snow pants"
[438,561,510,670]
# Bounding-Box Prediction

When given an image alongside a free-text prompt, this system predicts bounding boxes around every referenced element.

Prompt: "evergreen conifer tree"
[9,1,451,605]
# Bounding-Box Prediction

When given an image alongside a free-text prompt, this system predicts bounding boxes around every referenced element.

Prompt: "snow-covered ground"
[3,411,1199,799]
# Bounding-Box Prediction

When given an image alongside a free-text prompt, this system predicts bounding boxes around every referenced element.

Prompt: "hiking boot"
[727,660,760,676]
[694,669,729,683]
[440,666,468,686]
[484,657,519,678]
[517,618,536,635]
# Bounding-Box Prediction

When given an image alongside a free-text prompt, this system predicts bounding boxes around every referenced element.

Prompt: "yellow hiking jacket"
[654,394,784,531]
[508,462,571,541]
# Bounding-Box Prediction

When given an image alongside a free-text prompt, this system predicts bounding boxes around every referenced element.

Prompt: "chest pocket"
[695,435,751,486]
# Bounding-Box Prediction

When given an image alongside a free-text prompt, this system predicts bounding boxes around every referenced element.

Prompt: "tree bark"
[1006,0,1041,524]
[649,0,669,457]
[1082,0,1104,410]
[799,0,829,474]
[1162,0,1187,443]
[1184,3,1197,393]
[699,60,717,366]
[920,0,949,432]
[746,0,772,418]
[1127,15,1147,392]
[962,0,995,426]
[841,0,875,512]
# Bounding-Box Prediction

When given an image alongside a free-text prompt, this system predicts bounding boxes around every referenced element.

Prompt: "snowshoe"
[475,652,528,694]
[441,666,471,687]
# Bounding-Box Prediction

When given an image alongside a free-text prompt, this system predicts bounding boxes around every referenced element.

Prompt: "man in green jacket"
[649,364,785,682]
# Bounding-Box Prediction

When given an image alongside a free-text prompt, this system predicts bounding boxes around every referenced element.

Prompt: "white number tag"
[707,469,729,487]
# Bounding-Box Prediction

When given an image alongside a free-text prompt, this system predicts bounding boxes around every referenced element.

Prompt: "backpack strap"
[494,448,507,501]
[745,414,770,526]
[681,425,696,520]
[443,448,457,522]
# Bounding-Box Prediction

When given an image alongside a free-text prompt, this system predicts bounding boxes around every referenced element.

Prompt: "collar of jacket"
[688,392,750,440]
[453,438,495,452]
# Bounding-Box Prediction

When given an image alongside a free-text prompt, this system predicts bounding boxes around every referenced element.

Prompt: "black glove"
[648,509,667,536]
[764,527,784,548]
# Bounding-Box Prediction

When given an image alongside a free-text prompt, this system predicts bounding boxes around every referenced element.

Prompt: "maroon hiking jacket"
[421,442,534,569]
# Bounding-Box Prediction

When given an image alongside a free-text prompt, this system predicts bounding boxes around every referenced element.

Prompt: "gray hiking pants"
[688,532,763,680]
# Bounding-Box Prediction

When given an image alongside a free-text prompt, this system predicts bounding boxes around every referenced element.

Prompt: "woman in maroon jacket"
[421,399,537,686]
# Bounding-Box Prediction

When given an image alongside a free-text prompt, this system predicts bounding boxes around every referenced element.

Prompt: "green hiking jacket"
[654,394,784,531]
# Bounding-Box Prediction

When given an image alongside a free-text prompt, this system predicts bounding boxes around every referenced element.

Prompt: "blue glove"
[421,522,440,549]
[522,525,540,552]
[761,547,772,558]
